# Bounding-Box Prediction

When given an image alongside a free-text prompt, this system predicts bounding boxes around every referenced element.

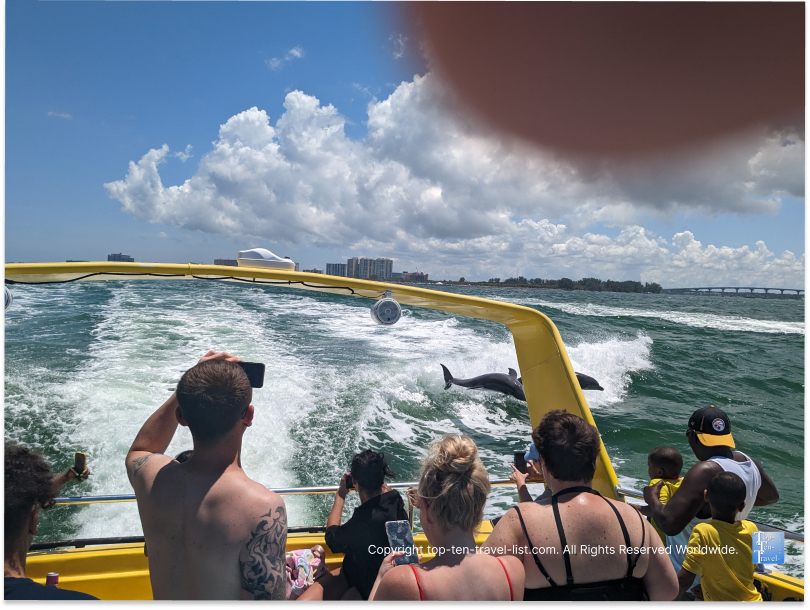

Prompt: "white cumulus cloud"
[104,72,805,287]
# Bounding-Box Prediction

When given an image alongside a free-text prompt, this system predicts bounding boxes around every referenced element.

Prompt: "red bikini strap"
[496,557,514,601]
[409,564,425,601]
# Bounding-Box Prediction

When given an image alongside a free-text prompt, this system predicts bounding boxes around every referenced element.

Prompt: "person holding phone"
[369,434,525,601]
[298,450,406,601]
[482,410,678,601]
[5,444,97,600]
[510,443,547,503]
[125,351,287,600]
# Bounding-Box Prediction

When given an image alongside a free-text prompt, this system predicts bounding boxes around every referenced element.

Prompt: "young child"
[647,446,684,542]
[678,471,762,602]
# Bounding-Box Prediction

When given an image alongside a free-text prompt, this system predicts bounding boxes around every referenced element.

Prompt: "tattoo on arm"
[240,506,288,600]
[131,454,154,477]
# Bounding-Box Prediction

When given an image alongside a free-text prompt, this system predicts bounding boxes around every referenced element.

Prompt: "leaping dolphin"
[441,364,526,401]
[574,372,604,391]
[441,364,604,402]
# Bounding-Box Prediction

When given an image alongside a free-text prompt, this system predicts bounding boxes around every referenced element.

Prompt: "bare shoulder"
[125,450,175,489]
[375,565,421,601]
[239,490,288,600]
[494,553,525,587]
[685,459,720,479]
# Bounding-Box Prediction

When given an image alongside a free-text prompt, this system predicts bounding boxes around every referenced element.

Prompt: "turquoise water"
[4,281,804,577]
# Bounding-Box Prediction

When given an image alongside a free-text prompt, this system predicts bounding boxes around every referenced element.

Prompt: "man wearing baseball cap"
[644,405,779,539]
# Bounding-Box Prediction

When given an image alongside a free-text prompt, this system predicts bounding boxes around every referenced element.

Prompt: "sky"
[5,1,805,288]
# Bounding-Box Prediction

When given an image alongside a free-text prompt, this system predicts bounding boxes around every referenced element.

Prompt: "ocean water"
[4,281,804,578]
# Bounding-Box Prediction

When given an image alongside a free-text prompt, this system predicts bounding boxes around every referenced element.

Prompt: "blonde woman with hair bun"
[369,434,524,601]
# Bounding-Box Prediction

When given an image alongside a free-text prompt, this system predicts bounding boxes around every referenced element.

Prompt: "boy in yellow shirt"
[647,446,683,542]
[678,471,762,601]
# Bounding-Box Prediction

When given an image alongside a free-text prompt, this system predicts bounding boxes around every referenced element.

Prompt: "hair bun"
[417,434,491,534]
[433,434,479,475]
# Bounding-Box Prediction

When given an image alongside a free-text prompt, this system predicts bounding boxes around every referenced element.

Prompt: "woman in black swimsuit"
[483,410,679,601]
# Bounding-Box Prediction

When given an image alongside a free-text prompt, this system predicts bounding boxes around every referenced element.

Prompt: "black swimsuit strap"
[628,504,646,576]
[595,495,645,577]
[513,505,557,587]
[551,486,600,586]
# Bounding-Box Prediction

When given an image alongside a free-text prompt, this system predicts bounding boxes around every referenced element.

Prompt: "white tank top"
[708,451,761,520]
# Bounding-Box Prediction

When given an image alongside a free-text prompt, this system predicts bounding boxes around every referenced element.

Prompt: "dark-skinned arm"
[644,462,714,536]
[752,457,779,506]
[677,568,697,598]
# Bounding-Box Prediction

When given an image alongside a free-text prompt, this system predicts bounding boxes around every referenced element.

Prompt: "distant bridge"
[662,287,804,300]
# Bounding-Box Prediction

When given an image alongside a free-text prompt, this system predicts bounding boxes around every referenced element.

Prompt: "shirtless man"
[126,351,287,600]
[644,405,778,536]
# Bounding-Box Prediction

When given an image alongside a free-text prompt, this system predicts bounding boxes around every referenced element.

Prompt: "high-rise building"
[108,253,134,262]
[374,258,393,280]
[294,262,300,272]
[391,272,403,280]
[358,257,376,279]
[347,257,359,278]
[214,258,238,266]
[326,263,347,277]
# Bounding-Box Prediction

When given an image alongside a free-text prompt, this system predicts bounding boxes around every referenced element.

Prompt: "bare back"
[483,491,676,600]
[128,454,287,600]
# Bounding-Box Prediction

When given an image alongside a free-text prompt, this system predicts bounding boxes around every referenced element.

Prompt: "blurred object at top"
[404,3,804,157]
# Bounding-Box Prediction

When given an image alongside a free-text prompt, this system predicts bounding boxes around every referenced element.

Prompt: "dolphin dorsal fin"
[508,368,518,377]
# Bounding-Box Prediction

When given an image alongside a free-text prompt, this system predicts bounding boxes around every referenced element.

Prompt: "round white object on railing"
[371,292,402,325]
[4,286,12,312]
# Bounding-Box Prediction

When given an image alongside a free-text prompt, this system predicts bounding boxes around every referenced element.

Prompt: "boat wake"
[509,298,804,335]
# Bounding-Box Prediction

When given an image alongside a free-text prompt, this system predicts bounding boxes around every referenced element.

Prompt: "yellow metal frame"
[8,262,802,601]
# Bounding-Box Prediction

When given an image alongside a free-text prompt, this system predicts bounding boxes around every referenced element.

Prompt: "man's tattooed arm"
[240,505,288,600]
[131,454,154,477]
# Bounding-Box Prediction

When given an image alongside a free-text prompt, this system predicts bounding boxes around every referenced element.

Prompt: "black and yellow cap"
[688,405,735,448]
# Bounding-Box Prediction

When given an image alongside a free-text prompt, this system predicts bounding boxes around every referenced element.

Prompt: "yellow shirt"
[649,477,682,543]
[681,519,762,602]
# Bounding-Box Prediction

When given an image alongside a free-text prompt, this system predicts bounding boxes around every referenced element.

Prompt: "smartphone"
[514,451,528,474]
[73,452,87,476]
[345,474,354,489]
[239,362,265,388]
[385,520,420,566]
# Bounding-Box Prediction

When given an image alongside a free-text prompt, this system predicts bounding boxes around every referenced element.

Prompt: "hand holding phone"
[72,452,88,481]
[513,451,528,474]
[385,520,420,566]
[238,362,265,388]
[338,473,353,499]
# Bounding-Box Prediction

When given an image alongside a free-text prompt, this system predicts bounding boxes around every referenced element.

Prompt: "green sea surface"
[4,282,804,577]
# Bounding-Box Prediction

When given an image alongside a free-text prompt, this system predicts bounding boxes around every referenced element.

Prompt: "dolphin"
[441,364,526,401]
[574,372,604,391]
[441,364,604,402]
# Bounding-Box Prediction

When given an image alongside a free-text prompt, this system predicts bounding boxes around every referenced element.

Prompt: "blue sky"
[5,1,805,287]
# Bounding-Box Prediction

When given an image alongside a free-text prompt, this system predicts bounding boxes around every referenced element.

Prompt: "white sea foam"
[566,333,654,409]
[52,285,320,536]
[503,297,805,335]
